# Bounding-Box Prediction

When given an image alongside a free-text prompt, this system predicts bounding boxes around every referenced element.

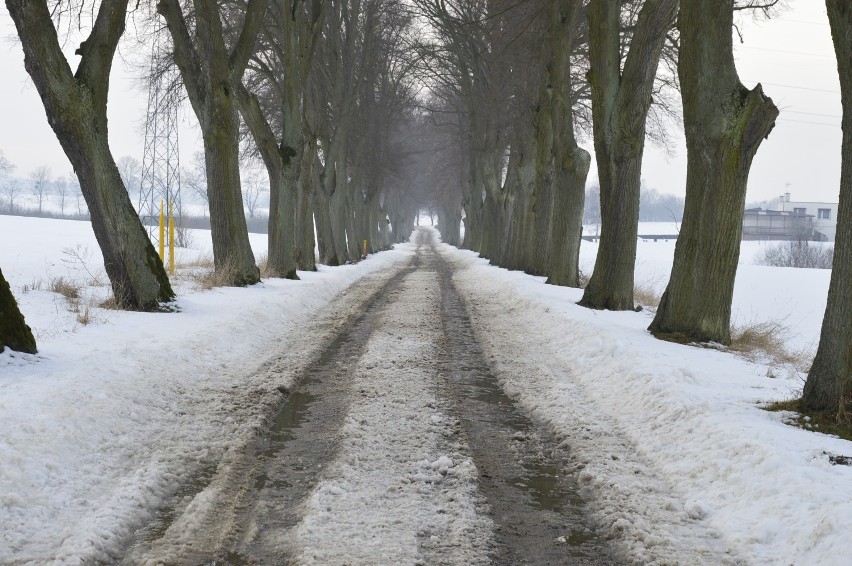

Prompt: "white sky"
[0,1,842,204]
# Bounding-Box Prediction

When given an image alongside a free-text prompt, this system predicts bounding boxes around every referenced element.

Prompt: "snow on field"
[579,234,832,353]
[0,214,846,565]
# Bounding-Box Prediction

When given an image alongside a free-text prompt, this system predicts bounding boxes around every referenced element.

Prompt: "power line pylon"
[138,25,182,248]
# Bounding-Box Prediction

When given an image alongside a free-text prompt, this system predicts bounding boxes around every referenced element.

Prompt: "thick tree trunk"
[7,0,174,310]
[0,267,37,354]
[438,205,461,247]
[314,184,338,266]
[266,161,299,279]
[203,120,261,284]
[159,0,265,286]
[237,80,298,279]
[347,189,365,260]
[330,186,351,263]
[295,141,317,271]
[801,0,852,411]
[650,0,778,344]
[526,99,555,278]
[579,0,678,310]
[545,0,588,287]
[547,148,590,287]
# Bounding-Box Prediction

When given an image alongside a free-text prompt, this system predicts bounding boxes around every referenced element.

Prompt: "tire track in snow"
[437,230,747,566]
[432,236,617,565]
[288,234,494,565]
[120,252,418,565]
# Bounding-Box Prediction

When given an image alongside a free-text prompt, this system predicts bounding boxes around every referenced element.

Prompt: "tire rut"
[122,229,619,565]
[431,234,618,565]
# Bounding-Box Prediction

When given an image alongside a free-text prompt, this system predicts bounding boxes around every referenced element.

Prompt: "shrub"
[755,241,834,269]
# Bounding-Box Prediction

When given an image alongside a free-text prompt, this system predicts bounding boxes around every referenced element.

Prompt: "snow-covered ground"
[0,215,847,565]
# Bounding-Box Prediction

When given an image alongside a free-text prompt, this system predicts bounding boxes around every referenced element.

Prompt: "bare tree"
[800,0,852,413]
[6,0,174,309]
[235,0,324,277]
[182,151,209,216]
[578,0,679,311]
[54,176,69,216]
[241,167,266,220]
[2,180,19,212]
[0,150,14,178]
[157,0,267,286]
[29,166,51,215]
[117,155,142,204]
[649,0,778,344]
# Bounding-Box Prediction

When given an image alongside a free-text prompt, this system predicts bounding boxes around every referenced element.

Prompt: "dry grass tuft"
[256,253,275,278]
[729,319,814,382]
[633,279,662,310]
[76,304,92,325]
[194,262,243,290]
[578,270,590,289]
[49,277,81,300]
[177,254,215,269]
[99,296,122,310]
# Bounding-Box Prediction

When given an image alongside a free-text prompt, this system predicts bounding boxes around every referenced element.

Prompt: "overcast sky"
[0,1,843,205]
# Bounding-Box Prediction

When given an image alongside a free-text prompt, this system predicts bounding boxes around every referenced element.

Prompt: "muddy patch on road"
[433,243,617,566]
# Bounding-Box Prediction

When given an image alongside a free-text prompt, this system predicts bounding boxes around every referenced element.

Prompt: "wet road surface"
[120,228,617,565]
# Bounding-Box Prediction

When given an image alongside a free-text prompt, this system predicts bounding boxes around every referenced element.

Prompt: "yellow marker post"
[363,240,367,259]
[158,200,165,261]
[168,202,175,275]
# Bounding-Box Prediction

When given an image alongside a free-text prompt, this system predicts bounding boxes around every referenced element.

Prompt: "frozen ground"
[0,215,849,565]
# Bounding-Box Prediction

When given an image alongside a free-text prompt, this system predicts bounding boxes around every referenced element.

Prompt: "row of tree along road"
[0,0,849,417]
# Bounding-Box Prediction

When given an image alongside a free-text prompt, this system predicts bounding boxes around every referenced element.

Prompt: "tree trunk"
[579,0,678,310]
[347,189,365,260]
[7,0,174,310]
[203,118,262,284]
[295,138,317,271]
[0,267,37,354]
[800,0,852,411]
[650,0,778,344]
[330,185,351,263]
[547,149,589,286]
[314,184,338,266]
[545,0,588,287]
[158,0,265,286]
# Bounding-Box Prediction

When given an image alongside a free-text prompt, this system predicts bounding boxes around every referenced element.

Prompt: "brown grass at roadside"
[729,320,813,376]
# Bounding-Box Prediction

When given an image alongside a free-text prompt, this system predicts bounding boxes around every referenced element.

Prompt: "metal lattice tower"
[138,26,182,245]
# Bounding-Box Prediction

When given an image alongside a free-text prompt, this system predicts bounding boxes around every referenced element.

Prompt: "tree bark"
[6,0,174,310]
[158,0,265,286]
[314,159,339,265]
[0,267,37,354]
[650,0,778,344]
[544,0,589,287]
[800,0,852,411]
[236,82,298,279]
[579,0,678,310]
[295,139,317,271]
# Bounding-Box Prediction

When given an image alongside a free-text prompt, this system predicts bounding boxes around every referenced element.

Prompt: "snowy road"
[118,229,616,565]
[5,218,850,566]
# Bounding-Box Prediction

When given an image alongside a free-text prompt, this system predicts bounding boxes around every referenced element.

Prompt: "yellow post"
[168,202,175,275]
[158,200,165,261]
[363,239,367,258]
